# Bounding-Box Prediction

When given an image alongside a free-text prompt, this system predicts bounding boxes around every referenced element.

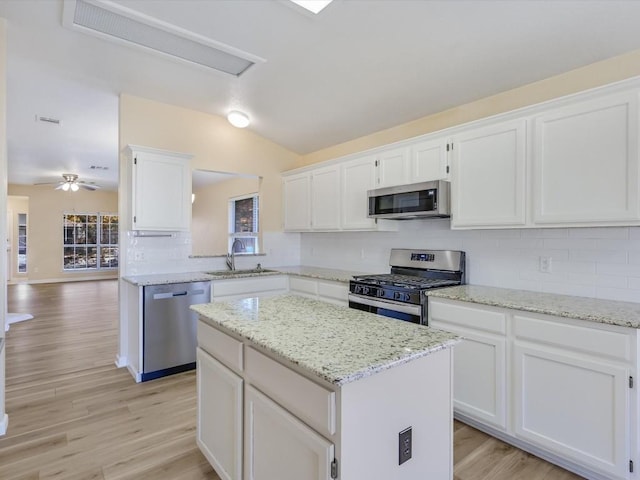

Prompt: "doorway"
[6,196,29,285]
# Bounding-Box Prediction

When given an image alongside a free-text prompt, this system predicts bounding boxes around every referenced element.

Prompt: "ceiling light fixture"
[227,111,250,128]
[62,182,71,192]
[289,0,334,14]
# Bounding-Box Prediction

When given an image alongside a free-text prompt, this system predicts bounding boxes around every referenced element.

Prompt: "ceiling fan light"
[227,110,250,128]
[70,183,79,192]
[62,182,70,191]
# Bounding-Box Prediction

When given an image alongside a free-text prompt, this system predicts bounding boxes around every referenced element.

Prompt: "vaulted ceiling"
[2,0,640,190]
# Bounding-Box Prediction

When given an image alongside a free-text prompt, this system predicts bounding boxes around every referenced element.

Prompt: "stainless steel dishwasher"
[142,281,211,381]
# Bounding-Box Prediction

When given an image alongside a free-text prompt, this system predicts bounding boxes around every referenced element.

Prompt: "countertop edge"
[123,266,361,286]
[428,285,640,329]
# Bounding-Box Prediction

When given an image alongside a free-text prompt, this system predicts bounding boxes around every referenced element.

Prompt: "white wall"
[300,222,640,303]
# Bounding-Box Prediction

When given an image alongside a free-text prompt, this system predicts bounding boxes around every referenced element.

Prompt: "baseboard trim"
[114,354,127,368]
[0,413,8,436]
[455,412,612,480]
[126,364,141,383]
[26,275,118,285]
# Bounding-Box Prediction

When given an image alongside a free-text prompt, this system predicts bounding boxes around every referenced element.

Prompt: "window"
[229,194,258,254]
[17,213,27,273]
[63,213,119,270]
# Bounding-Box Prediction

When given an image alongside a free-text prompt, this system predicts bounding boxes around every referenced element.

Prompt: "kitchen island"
[191,294,459,480]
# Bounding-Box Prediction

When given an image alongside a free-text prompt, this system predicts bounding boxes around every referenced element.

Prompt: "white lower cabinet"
[211,275,288,301]
[288,276,348,306]
[197,348,243,480]
[429,297,637,480]
[244,386,335,480]
[430,300,507,430]
[514,343,629,479]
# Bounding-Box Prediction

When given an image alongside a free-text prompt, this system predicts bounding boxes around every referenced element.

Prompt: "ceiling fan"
[38,173,101,192]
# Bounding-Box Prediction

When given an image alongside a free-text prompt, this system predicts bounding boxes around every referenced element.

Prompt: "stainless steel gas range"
[348,249,466,325]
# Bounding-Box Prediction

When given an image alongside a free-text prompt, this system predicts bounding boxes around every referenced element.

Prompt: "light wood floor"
[0,280,583,479]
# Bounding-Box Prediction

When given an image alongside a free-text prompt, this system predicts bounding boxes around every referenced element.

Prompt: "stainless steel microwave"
[367,180,450,219]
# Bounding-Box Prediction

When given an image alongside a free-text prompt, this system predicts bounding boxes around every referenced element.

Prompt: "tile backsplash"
[123,230,301,276]
[122,219,640,303]
[300,219,640,303]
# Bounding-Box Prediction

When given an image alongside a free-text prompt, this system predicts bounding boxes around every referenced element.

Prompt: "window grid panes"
[229,195,258,254]
[63,213,118,271]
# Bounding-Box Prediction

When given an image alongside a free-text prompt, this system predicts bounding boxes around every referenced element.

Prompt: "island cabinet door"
[244,385,334,480]
[197,348,243,480]
[513,343,630,480]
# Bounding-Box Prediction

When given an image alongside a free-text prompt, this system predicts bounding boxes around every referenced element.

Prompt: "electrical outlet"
[134,251,145,261]
[539,256,552,273]
[399,427,412,465]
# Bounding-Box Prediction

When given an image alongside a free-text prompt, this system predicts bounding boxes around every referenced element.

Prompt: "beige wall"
[7,185,118,282]
[192,176,260,255]
[119,95,300,234]
[6,196,28,281]
[299,48,640,166]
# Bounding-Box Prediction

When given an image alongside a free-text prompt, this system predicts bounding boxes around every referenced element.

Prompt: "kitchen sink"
[205,268,280,278]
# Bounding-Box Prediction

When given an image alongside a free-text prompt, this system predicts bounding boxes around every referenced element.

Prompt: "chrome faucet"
[226,238,246,271]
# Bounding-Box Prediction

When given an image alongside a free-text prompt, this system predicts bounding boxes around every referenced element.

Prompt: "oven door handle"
[348,294,422,316]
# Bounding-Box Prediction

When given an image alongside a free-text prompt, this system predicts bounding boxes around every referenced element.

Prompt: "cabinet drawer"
[212,275,288,297]
[289,276,318,295]
[429,299,507,334]
[317,281,347,302]
[514,314,633,362]
[245,347,336,438]
[197,320,243,372]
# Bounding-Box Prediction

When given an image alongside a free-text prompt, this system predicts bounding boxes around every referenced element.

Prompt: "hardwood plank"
[1,280,584,480]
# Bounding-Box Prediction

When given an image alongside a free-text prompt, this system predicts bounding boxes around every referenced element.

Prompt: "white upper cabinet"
[532,91,640,225]
[283,80,640,231]
[450,119,527,228]
[283,156,396,232]
[376,146,410,187]
[341,155,377,230]
[127,145,192,231]
[283,172,311,231]
[410,138,450,182]
[377,139,449,188]
[310,165,341,230]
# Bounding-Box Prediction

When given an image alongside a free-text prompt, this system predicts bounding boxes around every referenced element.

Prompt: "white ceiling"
[3,0,640,191]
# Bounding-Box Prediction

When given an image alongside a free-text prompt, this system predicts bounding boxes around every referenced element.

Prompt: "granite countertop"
[271,266,366,283]
[203,269,284,280]
[192,294,459,386]
[122,272,215,286]
[428,285,640,329]
[123,266,364,286]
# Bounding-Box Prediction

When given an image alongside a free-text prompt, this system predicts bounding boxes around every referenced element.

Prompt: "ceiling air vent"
[62,0,264,76]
